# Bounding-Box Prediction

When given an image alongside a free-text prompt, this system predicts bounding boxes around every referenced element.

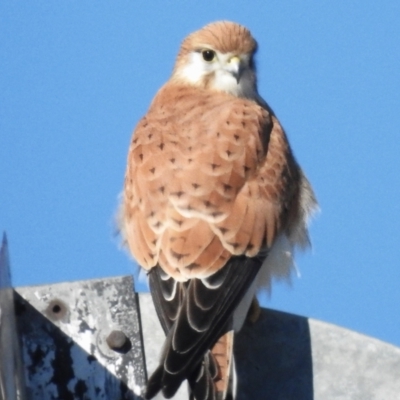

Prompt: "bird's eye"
[202,50,216,62]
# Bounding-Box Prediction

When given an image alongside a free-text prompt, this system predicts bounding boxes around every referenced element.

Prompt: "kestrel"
[119,21,317,400]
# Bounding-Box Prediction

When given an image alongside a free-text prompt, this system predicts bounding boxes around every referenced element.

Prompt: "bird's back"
[123,82,302,282]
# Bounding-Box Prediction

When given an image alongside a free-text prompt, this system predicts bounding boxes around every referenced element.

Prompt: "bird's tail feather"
[188,331,235,400]
[211,331,235,399]
[188,351,217,400]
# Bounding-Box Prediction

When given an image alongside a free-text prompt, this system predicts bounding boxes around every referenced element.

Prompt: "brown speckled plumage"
[123,84,300,280]
[119,20,317,400]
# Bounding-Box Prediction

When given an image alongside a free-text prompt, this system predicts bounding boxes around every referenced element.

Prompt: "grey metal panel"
[0,234,26,400]
[310,319,400,400]
[139,292,400,400]
[235,307,313,400]
[16,276,146,400]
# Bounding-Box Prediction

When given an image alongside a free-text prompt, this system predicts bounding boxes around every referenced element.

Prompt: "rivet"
[106,330,132,354]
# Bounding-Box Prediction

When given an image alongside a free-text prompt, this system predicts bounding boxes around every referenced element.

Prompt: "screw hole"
[52,304,62,314]
[46,299,68,321]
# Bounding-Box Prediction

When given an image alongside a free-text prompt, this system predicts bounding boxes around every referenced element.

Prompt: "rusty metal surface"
[0,234,26,400]
[16,276,146,399]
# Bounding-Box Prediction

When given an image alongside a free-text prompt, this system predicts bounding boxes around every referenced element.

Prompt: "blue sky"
[1,2,400,348]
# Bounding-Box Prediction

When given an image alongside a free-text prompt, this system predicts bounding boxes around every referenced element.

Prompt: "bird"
[118,21,317,400]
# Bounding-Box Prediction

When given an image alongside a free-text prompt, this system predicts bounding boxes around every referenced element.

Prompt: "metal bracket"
[15,275,146,400]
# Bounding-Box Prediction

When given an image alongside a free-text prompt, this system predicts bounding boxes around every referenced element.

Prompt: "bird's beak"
[226,56,243,84]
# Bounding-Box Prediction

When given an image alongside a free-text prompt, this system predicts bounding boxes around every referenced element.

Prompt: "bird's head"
[172,21,259,99]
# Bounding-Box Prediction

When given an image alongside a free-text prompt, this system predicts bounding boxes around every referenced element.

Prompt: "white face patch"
[176,50,258,99]
[178,52,211,85]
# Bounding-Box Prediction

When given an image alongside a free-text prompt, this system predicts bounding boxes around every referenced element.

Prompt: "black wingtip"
[162,375,183,399]
[188,361,217,400]
[145,365,184,399]
[145,365,163,399]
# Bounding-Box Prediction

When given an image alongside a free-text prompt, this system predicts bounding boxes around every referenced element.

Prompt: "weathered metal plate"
[0,234,26,400]
[16,276,146,400]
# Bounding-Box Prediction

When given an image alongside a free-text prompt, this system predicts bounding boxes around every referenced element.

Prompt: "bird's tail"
[211,331,235,399]
[189,331,236,400]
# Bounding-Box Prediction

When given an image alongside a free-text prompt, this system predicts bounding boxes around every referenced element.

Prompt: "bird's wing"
[146,255,263,399]
[145,259,234,399]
